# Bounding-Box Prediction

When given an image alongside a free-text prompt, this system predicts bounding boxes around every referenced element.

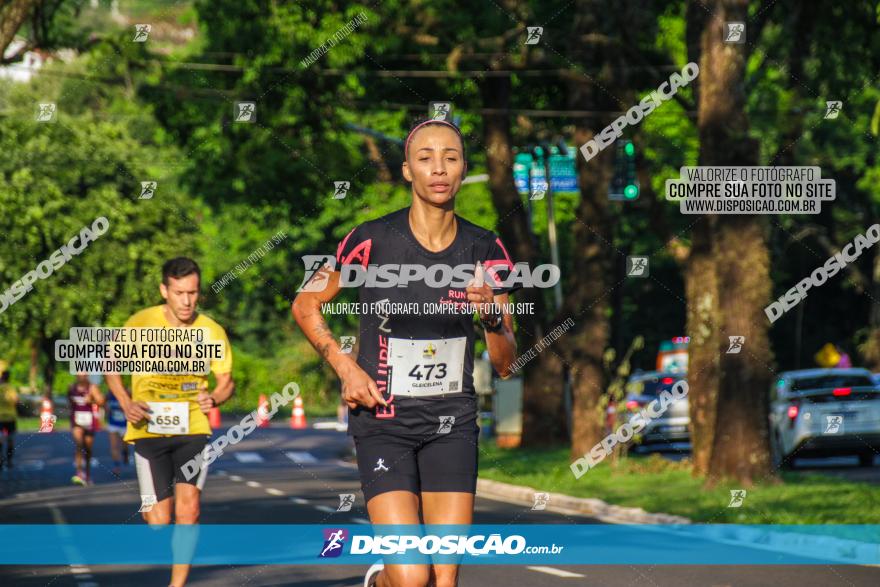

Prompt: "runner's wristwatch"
[481,313,503,332]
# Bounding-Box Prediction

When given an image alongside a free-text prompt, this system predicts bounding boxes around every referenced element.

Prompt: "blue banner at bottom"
[1,524,879,565]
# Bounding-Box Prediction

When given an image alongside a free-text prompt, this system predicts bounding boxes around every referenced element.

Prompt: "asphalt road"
[1,421,878,586]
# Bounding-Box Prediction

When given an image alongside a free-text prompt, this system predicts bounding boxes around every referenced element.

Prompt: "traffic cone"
[209,406,221,428]
[256,394,270,428]
[39,398,55,433]
[290,396,306,429]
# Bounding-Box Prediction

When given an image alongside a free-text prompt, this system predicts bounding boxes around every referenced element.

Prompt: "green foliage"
[3,0,880,421]
[224,338,339,416]
[480,443,880,524]
[0,56,197,352]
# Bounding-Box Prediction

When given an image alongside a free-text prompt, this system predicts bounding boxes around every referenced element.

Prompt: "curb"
[476,478,692,525]
[476,479,880,565]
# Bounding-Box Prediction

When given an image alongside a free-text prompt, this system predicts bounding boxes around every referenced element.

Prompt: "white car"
[769,368,880,469]
[621,371,690,447]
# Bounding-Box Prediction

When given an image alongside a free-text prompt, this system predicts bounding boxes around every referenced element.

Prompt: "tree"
[0,54,196,392]
[0,0,40,60]
[688,0,773,483]
[1,0,89,64]
[479,71,567,446]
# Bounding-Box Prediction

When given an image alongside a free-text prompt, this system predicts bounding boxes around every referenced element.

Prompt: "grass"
[477,444,880,525]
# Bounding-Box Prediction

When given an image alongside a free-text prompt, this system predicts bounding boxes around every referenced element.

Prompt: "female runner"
[69,372,104,485]
[293,119,517,587]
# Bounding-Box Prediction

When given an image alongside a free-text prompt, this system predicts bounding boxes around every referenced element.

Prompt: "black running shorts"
[354,423,479,503]
[134,435,209,501]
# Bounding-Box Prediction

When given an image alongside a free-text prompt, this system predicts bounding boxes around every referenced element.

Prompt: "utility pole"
[531,140,571,434]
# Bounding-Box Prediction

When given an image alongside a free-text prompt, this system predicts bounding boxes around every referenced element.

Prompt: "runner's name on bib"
[387,337,466,397]
[147,401,190,435]
[110,409,125,421]
[74,411,93,428]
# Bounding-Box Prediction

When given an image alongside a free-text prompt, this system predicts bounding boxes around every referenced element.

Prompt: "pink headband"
[404,119,465,159]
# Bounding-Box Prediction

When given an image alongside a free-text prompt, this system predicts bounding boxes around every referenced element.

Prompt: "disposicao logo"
[319,529,348,558]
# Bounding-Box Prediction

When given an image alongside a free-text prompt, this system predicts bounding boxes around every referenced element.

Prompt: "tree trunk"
[565,0,618,460]
[865,247,880,370]
[567,128,613,460]
[686,218,721,475]
[698,0,773,484]
[364,136,392,183]
[29,338,39,391]
[480,74,566,445]
[0,0,39,60]
[710,217,773,483]
[684,0,717,477]
[40,335,55,396]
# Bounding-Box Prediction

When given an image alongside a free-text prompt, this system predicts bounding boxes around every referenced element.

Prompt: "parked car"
[16,392,44,417]
[769,368,880,468]
[16,392,70,419]
[620,371,690,447]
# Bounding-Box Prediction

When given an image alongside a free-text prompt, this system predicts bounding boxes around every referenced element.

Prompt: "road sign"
[513,153,535,195]
[513,149,578,195]
[549,153,578,192]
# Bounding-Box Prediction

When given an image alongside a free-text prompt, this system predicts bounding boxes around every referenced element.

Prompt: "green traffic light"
[624,142,635,157]
[624,184,639,199]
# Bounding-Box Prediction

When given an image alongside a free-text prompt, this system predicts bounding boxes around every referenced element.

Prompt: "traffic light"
[609,139,639,201]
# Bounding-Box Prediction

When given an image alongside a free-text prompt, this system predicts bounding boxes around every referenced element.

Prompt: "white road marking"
[462,173,490,184]
[266,488,284,496]
[527,566,585,578]
[290,497,310,505]
[246,481,262,488]
[352,517,370,524]
[18,460,44,471]
[285,451,318,464]
[228,475,243,482]
[312,421,347,431]
[50,505,97,584]
[233,452,264,463]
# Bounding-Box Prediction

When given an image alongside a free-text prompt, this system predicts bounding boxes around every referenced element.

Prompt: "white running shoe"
[363,560,384,587]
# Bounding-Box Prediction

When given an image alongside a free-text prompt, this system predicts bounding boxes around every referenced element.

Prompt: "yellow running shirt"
[122,305,232,443]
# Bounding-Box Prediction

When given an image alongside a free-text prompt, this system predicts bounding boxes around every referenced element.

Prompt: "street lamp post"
[539,141,564,312]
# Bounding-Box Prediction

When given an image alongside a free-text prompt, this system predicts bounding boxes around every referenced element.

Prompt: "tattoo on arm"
[316,341,333,359]
[313,321,334,339]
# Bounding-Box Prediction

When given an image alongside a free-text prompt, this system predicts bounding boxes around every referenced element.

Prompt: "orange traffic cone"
[290,396,306,429]
[256,394,270,428]
[209,406,222,428]
[39,398,56,433]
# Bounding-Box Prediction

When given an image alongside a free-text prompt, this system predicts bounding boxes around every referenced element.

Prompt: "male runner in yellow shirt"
[105,257,234,587]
